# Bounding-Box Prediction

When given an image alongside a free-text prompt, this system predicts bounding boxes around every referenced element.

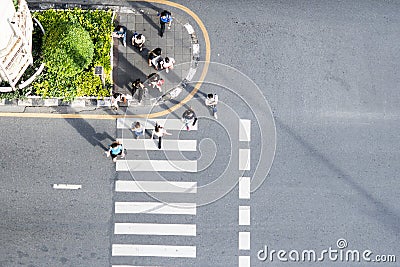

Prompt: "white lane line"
[52,184,81,190]
[112,266,161,267]
[112,244,196,258]
[239,232,250,250]
[239,149,251,170]
[114,223,196,236]
[239,177,250,199]
[239,119,251,142]
[116,160,197,172]
[239,206,250,226]
[115,202,196,215]
[117,139,197,151]
[117,118,197,131]
[115,181,197,194]
[239,256,250,267]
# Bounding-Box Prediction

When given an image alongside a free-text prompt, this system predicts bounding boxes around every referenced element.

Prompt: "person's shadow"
[64,118,114,151]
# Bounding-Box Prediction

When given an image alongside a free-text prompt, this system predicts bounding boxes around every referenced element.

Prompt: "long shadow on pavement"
[63,117,115,151]
[127,2,162,34]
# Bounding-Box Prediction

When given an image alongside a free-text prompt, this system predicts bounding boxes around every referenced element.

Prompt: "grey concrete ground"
[0,117,116,267]
[2,0,400,266]
[172,0,400,266]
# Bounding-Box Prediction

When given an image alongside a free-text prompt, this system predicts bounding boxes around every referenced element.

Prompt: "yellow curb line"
[0,0,210,120]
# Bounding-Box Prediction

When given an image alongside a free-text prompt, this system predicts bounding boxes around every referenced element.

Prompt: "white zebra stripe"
[115,181,197,193]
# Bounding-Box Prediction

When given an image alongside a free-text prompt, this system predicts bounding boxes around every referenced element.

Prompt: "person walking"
[131,121,144,139]
[205,93,219,119]
[151,123,172,149]
[182,107,197,131]
[148,48,163,69]
[105,141,125,162]
[162,57,175,73]
[112,25,127,47]
[132,32,145,51]
[111,92,127,110]
[159,10,173,37]
[147,73,165,92]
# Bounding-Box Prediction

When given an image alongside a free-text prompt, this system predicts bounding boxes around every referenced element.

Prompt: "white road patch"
[115,202,196,215]
[239,177,250,199]
[112,244,196,258]
[115,181,197,193]
[116,160,197,172]
[239,149,251,170]
[114,223,196,236]
[52,184,81,190]
[239,232,250,250]
[117,139,197,151]
[239,206,250,226]
[239,119,251,141]
[239,255,251,267]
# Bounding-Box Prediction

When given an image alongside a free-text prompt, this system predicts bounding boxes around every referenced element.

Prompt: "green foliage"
[43,22,94,77]
[13,0,18,11]
[0,88,29,101]
[31,9,113,99]
[76,71,109,97]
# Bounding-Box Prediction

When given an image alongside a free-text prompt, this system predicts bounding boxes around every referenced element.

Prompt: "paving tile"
[113,9,194,105]
[135,15,144,23]
[165,46,175,57]
[174,46,183,54]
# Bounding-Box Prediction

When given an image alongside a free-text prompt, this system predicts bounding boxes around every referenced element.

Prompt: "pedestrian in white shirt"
[162,57,175,73]
[151,123,172,149]
[205,93,219,119]
[132,33,145,51]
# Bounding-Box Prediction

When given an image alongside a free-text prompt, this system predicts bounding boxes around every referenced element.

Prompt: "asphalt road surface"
[1,0,400,266]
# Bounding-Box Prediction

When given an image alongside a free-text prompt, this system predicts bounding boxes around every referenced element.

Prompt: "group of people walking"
[111,10,176,107]
[107,9,220,162]
[106,95,218,162]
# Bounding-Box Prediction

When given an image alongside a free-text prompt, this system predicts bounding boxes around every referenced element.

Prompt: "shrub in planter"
[29,9,113,99]
[43,22,94,77]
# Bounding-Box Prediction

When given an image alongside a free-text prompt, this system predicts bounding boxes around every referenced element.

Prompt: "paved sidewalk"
[0,2,202,114]
[113,8,193,106]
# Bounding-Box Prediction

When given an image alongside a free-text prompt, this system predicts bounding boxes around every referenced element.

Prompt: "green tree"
[42,22,94,77]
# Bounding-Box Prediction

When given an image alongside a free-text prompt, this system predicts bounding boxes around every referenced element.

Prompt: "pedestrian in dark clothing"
[132,32,145,51]
[148,48,163,69]
[182,107,197,131]
[131,79,145,103]
[159,10,172,37]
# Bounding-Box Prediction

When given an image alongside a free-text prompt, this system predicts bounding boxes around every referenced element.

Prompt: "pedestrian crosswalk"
[114,223,196,236]
[112,244,196,258]
[117,118,198,131]
[116,160,197,172]
[111,118,198,266]
[115,202,196,215]
[115,181,197,193]
[117,139,197,151]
